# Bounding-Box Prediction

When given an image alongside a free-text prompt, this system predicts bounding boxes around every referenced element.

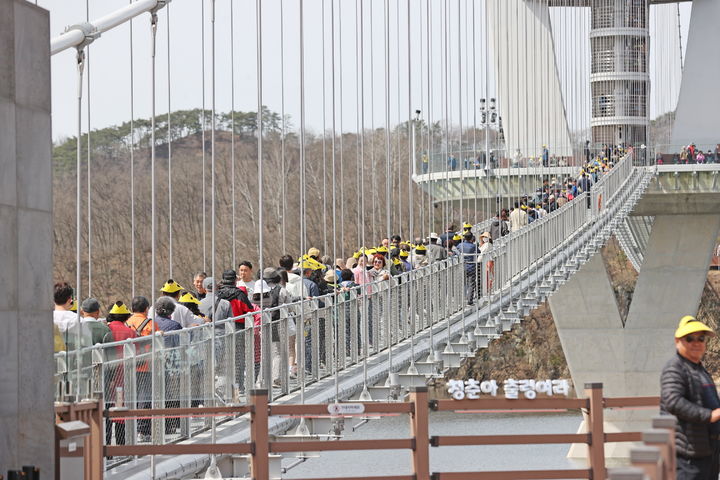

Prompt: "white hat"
[253,280,271,295]
[429,232,439,240]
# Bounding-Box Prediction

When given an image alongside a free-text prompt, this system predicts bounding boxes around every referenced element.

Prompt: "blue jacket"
[456,241,477,272]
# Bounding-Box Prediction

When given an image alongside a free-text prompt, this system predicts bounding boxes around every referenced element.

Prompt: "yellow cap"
[353,251,362,259]
[675,315,715,339]
[463,223,472,229]
[392,258,401,266]
[179,292,201,305]
[160,279,184,294]
[377,246,389,254]
[399,250,409,258]
[109,301,131,315]
[69,300,78,312]
[452,234,462,241]
[415,244,427,253]
[366,248,377,256]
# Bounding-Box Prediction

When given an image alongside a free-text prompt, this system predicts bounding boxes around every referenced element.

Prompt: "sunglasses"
[684,335,707,344]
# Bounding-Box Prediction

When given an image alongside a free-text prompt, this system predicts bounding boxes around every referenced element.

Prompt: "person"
[660,315,720,479]
[439,224,456,248]
[478,232,494,291]
[152,296,182,433]
[104,301,137,446]
[264,267,296,372]
[216,269,255,392]
[192,272,208,300]
[125,295,158,442]
[369,254,391,282]
[426,233,447,263]
[301,264,324,373]
[542,145,549,167]
[198,277,232,323]
[127,295,160,337]
[456,231,478,305]
[237,261,255,297]
[148,279,201,328]
[53,283,81,344]
[489,212,509,241]
[79,298,110,345]
[509,202,527,232]
[399,250,413,272]
[278,254,303,301]
[413,244,429,269]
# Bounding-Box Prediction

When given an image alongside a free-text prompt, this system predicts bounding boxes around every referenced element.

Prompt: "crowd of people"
[52,149,623,443]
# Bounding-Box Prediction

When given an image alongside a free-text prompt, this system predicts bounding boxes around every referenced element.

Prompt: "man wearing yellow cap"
[661,315,720,479]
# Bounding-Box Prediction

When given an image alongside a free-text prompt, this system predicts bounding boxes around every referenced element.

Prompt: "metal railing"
[54,151,654,458]
[591,147,635,217]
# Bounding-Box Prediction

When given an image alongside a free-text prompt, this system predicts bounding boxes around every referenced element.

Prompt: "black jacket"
[660,352,715,458]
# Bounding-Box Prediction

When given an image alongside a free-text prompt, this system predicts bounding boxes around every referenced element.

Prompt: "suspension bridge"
[2,0,720,478]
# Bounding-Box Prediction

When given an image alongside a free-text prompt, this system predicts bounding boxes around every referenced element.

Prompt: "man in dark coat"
[661,315,720,479]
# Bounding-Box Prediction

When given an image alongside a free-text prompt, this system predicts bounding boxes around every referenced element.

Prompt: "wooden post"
[250,389,269,480]
[630,446,662,480]
[83,400,104,480]
[585,383,606,480]
[642,429,674,480]
[409,387,430,480]
[651,415,677,479]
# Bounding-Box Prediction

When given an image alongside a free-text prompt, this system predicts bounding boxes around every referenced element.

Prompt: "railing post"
[249,389,269,480]
[409,386,430,480]
[650,415,677,479]
[630,446,663,480]
[88,400,104,480]
[585,382,606,480]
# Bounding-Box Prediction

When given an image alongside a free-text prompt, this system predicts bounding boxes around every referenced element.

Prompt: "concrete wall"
[0,0,54,475]
[670,0,720,151]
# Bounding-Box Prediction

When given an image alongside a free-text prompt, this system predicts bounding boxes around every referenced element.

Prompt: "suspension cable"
[210,0,217,445]
[167,2,173,278]
[129,1,136,298]
[255,0,264,390]
[230,0,237,267]
[201,1,207,272]
[86,0,92,296]
[74,46,85,402]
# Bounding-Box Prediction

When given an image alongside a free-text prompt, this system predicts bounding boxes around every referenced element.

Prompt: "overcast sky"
[41,0,690,142]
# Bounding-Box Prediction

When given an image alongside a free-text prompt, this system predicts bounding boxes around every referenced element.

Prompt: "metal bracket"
[65,22,100,49]
[150,0,171,14]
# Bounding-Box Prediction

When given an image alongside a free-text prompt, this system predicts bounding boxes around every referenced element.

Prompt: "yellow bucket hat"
[109,301,132,315]
[160,279,184,294]
[675,315,715,339]
[179,292,200,305]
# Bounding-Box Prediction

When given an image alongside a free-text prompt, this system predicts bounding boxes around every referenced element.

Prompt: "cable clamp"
[66,22,100,50]
[151,0,171,14]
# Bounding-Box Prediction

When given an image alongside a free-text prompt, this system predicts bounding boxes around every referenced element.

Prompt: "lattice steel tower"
[590,0,649,148]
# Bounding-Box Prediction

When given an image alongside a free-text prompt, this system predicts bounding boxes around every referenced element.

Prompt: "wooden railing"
[55,383,676,480]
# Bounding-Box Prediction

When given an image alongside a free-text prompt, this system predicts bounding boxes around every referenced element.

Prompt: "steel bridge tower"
[589,0,649,148]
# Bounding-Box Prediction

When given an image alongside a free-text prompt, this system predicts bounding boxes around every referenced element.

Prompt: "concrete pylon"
[0,0,54,475]
[549,213,720,458]
[487,0,573,159]
[670,0,720,151]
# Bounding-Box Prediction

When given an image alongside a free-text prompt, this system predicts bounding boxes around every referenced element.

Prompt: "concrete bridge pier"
[549,213,720,458]
[0,0,53,475]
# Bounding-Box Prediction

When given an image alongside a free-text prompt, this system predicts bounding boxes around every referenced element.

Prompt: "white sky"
[41,0,690,142]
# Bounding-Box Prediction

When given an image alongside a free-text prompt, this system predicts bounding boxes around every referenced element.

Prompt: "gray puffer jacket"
[660,353,714,458]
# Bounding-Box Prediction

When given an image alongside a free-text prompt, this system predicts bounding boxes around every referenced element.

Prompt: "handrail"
[61,385,675,480]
